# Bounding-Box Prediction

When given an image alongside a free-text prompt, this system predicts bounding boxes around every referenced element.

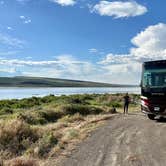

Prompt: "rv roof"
[144,60,166,65]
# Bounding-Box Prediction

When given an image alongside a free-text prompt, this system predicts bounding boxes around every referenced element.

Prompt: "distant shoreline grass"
[0,93,140,166]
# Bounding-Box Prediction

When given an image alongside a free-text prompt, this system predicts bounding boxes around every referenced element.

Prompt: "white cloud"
[0,55,99,81]
[0,55,88,68]
[20,15,26,19]
[130,23,166,61]
[7,27,13,30]
[50,0,76,6]
[19,15,31,24]
[99,53,130,65]
[0,33,25,48]
[88,48,105,55]
[98,53,142,84]
[89,48,98,53]
[24,19,31,24]
[91,1,147,18]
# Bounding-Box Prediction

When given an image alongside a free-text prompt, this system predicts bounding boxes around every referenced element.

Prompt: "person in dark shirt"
[123,93,130,114]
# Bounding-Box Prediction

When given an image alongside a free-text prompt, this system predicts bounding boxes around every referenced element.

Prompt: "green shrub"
[105,101,122,108]
[65,129,79,140]
[0,107,13,115]
[17,113,47,125]
[58,104,104,116]
[37,132,58,157]
[37,109,63,122]
[67,95,90,104]
[40,94,56,103]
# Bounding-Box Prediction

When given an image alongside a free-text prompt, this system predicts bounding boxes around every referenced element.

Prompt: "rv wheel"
[147,114,155,120]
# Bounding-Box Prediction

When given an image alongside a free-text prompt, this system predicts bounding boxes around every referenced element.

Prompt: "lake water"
[0,87,141,100]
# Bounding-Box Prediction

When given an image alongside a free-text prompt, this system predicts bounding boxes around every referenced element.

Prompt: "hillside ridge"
[0,76,138,87]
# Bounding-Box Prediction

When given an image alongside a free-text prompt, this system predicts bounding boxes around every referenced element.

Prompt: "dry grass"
[0,119,38,159]
[58,113,84,123]
[6,157,38,166]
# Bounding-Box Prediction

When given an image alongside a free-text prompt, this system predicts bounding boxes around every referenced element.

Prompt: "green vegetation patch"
[57,104,104,116]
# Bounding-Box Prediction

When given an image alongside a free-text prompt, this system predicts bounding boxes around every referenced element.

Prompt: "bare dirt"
[57,112,166,166]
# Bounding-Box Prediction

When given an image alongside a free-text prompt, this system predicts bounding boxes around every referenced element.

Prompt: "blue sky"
[0,0,166,84]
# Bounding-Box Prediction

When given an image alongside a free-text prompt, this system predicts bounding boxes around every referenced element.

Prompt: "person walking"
[123,93,130,114]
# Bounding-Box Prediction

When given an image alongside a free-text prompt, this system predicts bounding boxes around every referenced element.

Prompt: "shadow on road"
[156,118,166,123]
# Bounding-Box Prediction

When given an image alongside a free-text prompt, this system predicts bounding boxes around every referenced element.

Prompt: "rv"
[141,60,166,120]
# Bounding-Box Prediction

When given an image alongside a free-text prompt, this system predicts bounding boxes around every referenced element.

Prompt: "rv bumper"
[141,104,166,116]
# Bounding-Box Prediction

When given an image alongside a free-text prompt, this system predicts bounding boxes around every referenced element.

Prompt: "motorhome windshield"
[143,68,166,88]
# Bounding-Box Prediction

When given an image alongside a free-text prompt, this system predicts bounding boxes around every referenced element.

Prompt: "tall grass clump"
[0,119,38,158]
[16,112,47,125]
[16,108,64,125]
[59,113,84,123]
[34,132,58,157]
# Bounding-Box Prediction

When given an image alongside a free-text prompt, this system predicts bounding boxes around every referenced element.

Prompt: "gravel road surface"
[58,113,166,166]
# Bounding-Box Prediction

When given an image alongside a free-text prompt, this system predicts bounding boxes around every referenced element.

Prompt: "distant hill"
[0,76,138,87]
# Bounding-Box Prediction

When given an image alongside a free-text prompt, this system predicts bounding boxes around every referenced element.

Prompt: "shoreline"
[0,87,141,100]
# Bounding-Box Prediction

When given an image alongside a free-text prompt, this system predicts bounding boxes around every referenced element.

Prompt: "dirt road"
[58,113,166,166]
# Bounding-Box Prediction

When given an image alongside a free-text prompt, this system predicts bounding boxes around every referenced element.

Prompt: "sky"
[0,0,166,84]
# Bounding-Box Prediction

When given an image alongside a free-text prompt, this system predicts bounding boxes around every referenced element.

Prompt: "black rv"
[141,60,166,120]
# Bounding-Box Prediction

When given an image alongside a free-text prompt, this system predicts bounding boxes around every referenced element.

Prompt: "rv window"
[143,69,166,88]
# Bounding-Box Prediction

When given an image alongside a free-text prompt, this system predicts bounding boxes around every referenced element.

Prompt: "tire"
[147,114,155,120]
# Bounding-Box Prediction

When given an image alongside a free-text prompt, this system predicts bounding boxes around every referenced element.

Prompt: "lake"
[0,87,141,100]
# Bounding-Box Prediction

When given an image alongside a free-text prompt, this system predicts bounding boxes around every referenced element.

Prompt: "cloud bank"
[98,23,166,84]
